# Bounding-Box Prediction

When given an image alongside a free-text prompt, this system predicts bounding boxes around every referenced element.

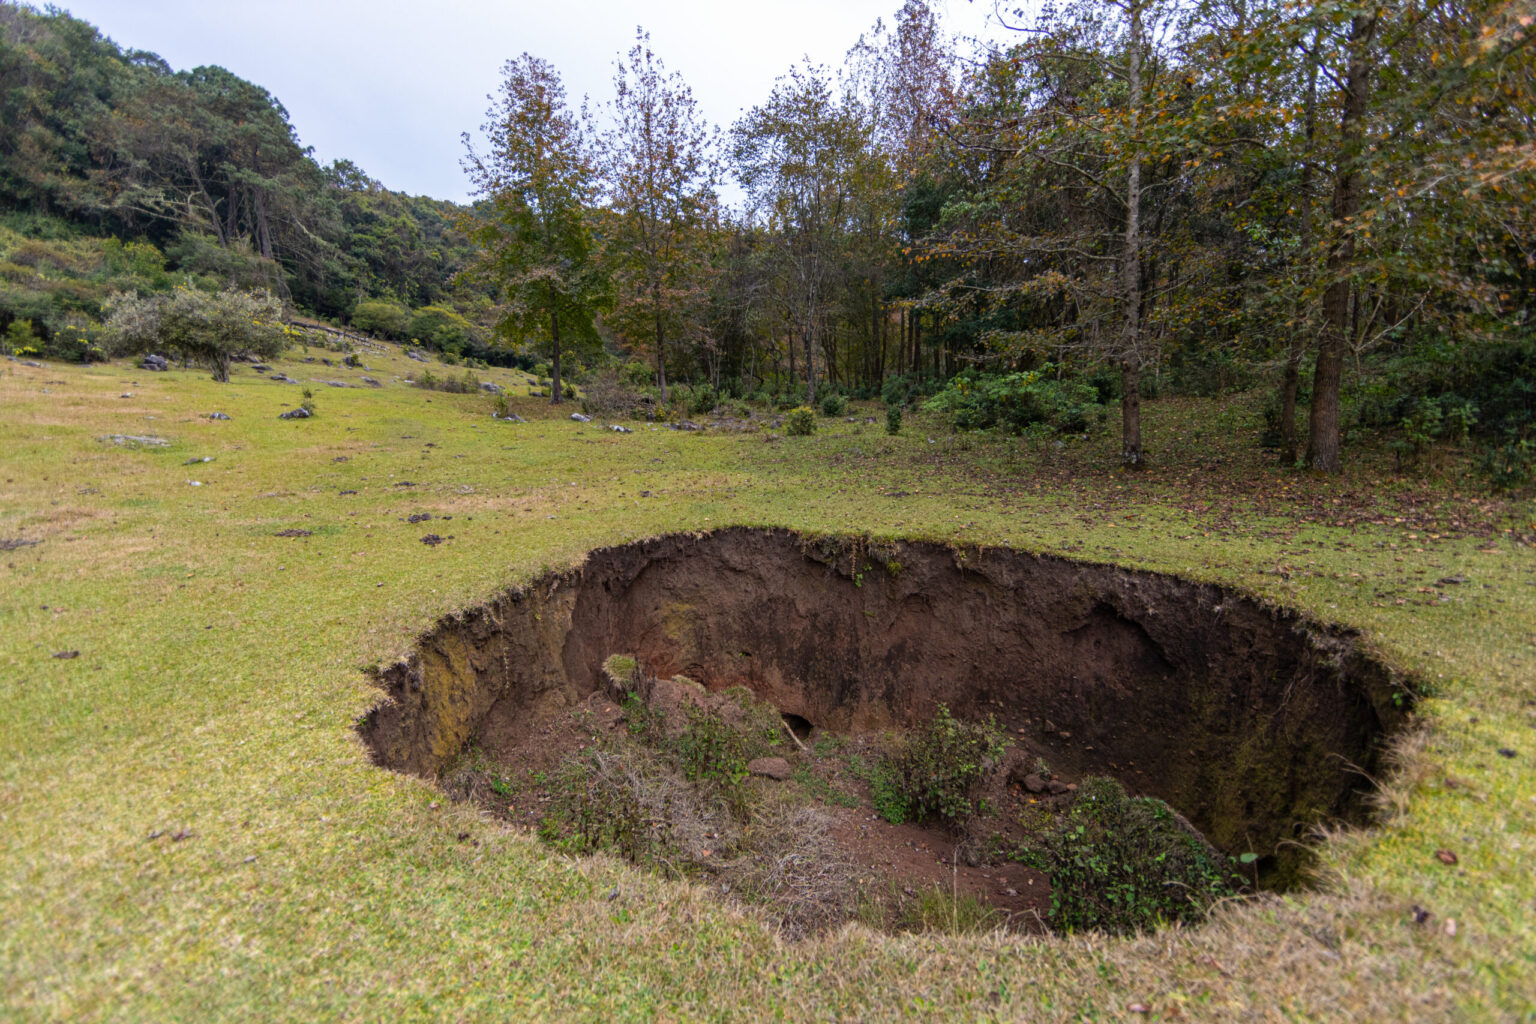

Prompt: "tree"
[599,29,718,403]
[734,63,866,404]
[462,54,608,403]
[104,285,287,381]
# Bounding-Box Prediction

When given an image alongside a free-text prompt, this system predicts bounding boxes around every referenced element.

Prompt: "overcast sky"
[57,1,1024,205]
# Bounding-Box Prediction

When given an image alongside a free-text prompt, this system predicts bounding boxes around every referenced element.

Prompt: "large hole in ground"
[360,528,1410,936]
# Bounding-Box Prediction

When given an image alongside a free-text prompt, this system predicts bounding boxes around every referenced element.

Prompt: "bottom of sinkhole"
[360,528,1410,938]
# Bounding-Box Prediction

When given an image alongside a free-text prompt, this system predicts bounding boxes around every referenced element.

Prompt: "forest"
[1,0,1533,479]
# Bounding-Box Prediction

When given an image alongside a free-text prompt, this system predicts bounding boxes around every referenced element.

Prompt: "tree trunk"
[1119,0,1146,469]
[1307,13,1374,474]
[653,285,667,404]
[804,325,816,405]
[550,311,563,404]
[1280,43,1318,467]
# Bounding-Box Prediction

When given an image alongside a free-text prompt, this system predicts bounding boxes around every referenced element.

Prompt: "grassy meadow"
[1,345,1534,1022]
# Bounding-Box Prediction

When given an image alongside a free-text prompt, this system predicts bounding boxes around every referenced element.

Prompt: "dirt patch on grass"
[360,527,1411,934]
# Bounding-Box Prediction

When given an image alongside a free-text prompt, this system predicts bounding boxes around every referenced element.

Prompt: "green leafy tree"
[599,29,719,402]
[462,54,607,404]
[104,285,287,381]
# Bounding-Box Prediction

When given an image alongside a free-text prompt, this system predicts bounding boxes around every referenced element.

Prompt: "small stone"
[1023,773,1047,794]
[207,412,231,420]
[1497,748,1517,758]
[609,424,632,433]
[361,376,382,387]
[746,757,792,781]
[1435,848,1458,865]
[184,456,213,465]
[52,650,79,659]
[1046,779,1071,795]
[278,407,311,419]
[420,534,445,546]
[570,412,592,422]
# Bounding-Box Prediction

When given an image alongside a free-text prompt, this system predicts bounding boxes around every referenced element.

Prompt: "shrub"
[408,304,476,354]
[1017,776,1239,934]
[5,318,38,355]
[1481,436,1536,492]
[349,298,411,339]
[784,406,817,436]
[687,384,718,415]
[883,705,1006,828]
[923,368,1101,435]
[820,393,848,417]
[885,406,903,436]
[104,286,286,382]
[882,373,915,408]
[414,369,481,394]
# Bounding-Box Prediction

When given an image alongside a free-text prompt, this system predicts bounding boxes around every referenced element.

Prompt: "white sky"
[57,1,1025,205]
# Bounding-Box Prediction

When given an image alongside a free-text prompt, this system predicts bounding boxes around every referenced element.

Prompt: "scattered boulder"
[670,420,701,431]
[270,374,300,383]
[608,424,633,433]
[1023,773,1047,794]
[317,380,352,388]
[251,364,271,373]
[405,349,430,362]
[570,412,592,423]
[420,533,445,546]
[1046,779,1072,796]
[746,757,793,781]
[278,407,311,420]
[100,434,169,447]
[0,537,41,551]
[183,456,213,465]
[207,412,231,420]
[360,376,383,388]
[52,650,79,660]
[140,354,170,371]
[480,382,504,394]
[492,412,526,423]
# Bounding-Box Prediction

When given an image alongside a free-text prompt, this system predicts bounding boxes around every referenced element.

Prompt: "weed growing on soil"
[1011,776,1240,934]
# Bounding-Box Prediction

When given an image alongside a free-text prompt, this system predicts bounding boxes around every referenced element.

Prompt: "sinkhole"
[359,528,1410,935]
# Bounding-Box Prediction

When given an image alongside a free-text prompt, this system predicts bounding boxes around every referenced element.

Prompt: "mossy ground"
[2,345,1533,1021]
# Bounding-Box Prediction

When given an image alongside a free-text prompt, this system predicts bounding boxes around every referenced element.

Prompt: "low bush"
[923,367,1102,435]
[784,406,817,436]
[413,369,481,394]
[820,393,848,417]
[1015,776,1240,934]
[881,704,1005,828]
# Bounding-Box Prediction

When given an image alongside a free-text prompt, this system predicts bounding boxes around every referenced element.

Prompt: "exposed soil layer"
[360,528,1410,893]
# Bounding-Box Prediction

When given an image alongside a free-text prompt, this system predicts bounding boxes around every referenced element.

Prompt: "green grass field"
[2,345,1533,1021]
